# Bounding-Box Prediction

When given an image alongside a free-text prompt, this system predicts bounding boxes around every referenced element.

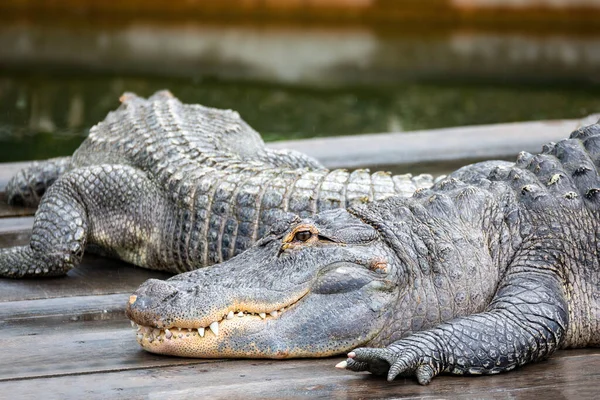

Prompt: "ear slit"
[317,235,337,243]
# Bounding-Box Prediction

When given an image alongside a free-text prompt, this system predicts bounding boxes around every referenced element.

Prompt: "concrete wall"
[1,22,599,86]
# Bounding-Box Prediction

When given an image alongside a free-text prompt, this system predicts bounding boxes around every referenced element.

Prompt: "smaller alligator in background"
[127,121,600,385]
[0,91,437,278]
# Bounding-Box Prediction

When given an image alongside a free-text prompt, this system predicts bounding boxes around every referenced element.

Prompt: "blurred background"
[1,0,600,163]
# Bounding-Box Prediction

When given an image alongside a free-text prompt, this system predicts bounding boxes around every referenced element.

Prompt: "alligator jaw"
[133,312,280,358]
[129,293,310,358]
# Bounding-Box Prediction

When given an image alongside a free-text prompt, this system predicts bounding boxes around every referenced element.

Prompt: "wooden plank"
[0,346,597,399]
[0,293,129,324]
[1,291,598,394]
[0,253,171,302]
[268,114,600,170]
[4,284,597,398]
[0,318,220,381]
[0,216,32,247]
[0,216,33,233]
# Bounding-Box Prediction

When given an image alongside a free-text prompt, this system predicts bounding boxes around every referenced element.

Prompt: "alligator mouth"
[133,306,289,342]
[130,292,308,358]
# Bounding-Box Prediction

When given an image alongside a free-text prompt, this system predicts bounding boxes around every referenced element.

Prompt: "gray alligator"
[0,91,436,278]
[127,121,600,385]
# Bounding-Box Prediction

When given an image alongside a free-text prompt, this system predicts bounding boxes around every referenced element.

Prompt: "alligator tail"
[5,156,72,207]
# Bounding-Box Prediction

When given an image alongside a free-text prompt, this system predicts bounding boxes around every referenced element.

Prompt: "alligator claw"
[343,345,440,385]
[343,347,394,376]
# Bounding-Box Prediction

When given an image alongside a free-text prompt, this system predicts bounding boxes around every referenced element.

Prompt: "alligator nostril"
[129,279,179,311]
[142,279,178,295]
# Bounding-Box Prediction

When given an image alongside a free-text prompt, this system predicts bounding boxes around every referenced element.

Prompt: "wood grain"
[0,346,598,399]
[0,318,221,381]
[268,115,600,170]
[0,254,171,302]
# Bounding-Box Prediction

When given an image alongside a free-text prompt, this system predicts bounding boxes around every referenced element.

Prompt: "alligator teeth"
[132,303,296,345]
[209,321,219,336]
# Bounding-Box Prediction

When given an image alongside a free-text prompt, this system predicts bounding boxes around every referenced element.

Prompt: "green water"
[1,72,600,163]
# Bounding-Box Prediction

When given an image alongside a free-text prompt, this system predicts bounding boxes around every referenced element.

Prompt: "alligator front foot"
[338,342,441,385]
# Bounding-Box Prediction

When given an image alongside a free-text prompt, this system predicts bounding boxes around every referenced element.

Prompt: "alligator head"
[126,208,403,358]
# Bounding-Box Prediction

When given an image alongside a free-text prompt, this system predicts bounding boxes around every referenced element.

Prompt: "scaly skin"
[5,156,72,207]
[0,91,437,277]
[127,122,600,385]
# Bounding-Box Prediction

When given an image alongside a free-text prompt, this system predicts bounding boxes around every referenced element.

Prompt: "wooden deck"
[0,162,599,399]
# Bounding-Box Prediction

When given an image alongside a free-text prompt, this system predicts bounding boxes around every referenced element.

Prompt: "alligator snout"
[126,279,179,327]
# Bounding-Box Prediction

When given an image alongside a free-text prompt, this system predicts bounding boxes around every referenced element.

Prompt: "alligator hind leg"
[5,156,72,207]
[0,164,160,278]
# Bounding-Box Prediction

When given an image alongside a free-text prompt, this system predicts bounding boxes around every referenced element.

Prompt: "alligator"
[126,121,600,385]
[0,91,436,278]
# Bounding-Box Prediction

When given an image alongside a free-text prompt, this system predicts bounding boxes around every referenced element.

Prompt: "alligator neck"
[349,181,510,346]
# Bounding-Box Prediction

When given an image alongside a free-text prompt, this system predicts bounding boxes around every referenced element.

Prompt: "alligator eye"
[294,230,312,242]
